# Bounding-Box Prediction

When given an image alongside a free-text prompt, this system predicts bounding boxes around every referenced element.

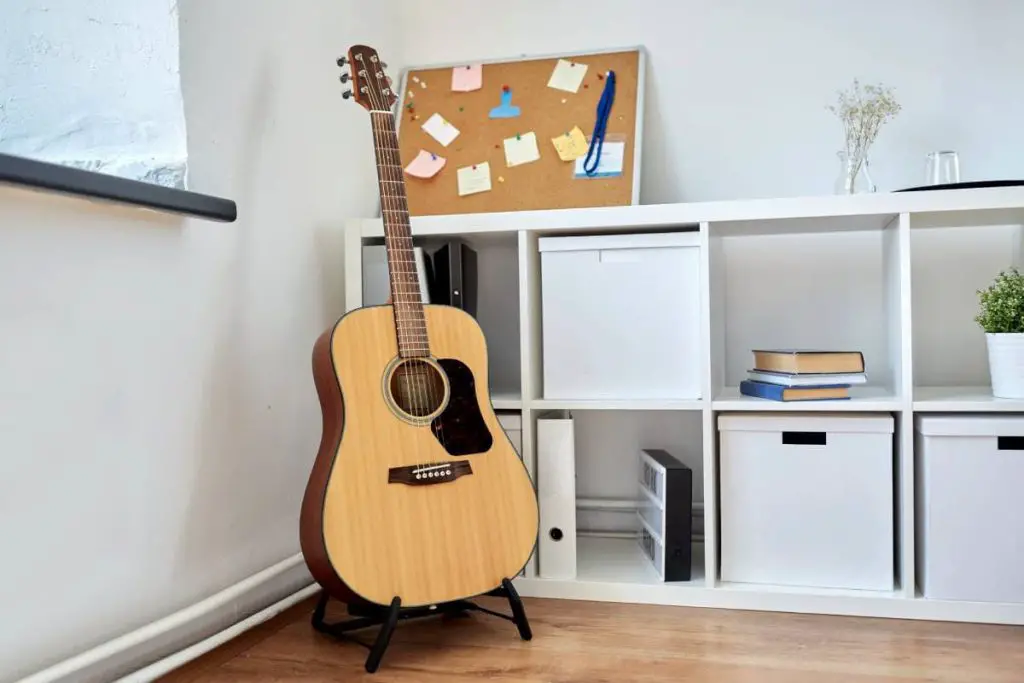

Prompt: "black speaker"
[426,240,478,316]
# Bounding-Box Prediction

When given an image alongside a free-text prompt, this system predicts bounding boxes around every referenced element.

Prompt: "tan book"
[752,349,865,375]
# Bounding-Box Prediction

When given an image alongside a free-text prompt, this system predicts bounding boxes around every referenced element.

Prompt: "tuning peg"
[342,90,353,99]
[339,73,350,83]
[336,56,348,67]
[381,62,388,69]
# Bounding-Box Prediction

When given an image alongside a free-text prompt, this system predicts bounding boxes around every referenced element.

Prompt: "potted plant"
[976,267,1024,398]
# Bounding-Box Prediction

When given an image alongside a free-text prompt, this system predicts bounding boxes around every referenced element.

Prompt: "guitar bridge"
[388,460,472,486]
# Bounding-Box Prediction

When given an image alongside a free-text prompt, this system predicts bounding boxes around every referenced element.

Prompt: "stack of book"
[739,349,866,401]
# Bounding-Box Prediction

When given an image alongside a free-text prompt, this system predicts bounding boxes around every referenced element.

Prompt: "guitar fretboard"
[369,110,429,358]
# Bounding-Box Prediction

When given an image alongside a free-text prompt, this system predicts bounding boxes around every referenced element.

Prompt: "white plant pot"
[986,333,1024,399]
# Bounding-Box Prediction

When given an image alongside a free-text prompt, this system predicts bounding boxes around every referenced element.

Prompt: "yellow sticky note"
[551,126,589,161]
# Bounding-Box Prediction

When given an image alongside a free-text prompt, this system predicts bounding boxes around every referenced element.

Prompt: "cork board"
[394,48,644,216]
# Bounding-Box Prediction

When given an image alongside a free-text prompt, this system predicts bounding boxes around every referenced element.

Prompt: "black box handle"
[782,431,827,446]
[997,436,1024,451]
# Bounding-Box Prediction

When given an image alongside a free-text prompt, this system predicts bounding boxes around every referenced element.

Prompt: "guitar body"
[300,303,539,608]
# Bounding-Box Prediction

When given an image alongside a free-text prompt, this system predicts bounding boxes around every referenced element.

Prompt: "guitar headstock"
[338,45,396,112]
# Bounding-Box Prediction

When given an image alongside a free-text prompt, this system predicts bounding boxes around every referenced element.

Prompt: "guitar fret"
[370,110,434,352]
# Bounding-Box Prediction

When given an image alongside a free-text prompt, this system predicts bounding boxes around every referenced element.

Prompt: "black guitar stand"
[311,578,532,673]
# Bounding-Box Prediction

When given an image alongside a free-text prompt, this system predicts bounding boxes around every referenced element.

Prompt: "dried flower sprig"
[827,79,901,166]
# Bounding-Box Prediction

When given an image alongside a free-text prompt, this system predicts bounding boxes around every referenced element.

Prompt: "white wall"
[0,0,188,186]
[0,1,403,680]
[398,0,1023,387]
[400,0,1024,203]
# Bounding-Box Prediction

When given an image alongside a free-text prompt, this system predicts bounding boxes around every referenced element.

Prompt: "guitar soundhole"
[388,358,448,420]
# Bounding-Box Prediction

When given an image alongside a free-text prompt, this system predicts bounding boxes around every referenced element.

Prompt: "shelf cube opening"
[361,234,522,398]
[911,223,1023,398]
[536,410,705,586]
[709,228,905,402]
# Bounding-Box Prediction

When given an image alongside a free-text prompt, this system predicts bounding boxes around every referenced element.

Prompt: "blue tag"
[489,89,521,119]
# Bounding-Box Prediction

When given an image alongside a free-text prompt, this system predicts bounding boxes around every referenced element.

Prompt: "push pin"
[597,73,605,80]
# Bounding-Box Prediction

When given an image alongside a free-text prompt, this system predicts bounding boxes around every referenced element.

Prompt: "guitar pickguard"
[431,358,494,456]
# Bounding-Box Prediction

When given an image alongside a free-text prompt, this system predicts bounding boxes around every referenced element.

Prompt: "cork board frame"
[393,46,645,217]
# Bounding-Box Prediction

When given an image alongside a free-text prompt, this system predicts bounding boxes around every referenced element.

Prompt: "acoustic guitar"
[300,45,539,609]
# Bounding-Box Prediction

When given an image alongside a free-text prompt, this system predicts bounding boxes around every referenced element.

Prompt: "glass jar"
[834,150,877,194]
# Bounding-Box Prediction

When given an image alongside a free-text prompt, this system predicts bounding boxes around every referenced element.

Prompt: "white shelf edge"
[358,186,1024,237]
[530,398,704,411]
[912,386,1024,412]
[512,577,1024,626]
[490,392,523,410]
[712,386,903,412]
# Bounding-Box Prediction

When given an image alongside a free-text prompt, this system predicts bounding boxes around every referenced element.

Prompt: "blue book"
[739,379,851,402]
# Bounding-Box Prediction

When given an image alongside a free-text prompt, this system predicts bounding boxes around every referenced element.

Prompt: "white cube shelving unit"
[343,186,1024,626]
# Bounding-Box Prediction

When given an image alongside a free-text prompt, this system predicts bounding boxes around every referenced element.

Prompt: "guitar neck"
[369,110,429,358]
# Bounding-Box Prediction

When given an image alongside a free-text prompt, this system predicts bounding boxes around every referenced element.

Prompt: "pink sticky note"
[451,64,482,92]
[404,149,447,179]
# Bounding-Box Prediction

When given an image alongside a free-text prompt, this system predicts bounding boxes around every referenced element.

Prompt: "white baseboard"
[18,554,315,683]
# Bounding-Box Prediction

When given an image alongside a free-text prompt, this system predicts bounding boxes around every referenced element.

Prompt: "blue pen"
[582,71,616,176]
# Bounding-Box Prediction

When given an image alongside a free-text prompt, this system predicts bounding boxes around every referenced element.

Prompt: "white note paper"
[547,59,588,93]
[457,162,492,196]
[574,141,625,178]
[503,132,540,167]
[421,112,459,147]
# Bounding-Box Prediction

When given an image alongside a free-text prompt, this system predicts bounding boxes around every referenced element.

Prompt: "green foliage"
[976,267,1024,334]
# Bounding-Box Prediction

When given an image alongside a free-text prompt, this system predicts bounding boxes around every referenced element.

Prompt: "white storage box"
[539,232,701,400]
[719,413,895,591]
[916,415,1024,603]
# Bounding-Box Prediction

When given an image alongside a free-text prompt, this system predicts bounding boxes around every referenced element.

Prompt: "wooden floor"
[161,595,1023,682]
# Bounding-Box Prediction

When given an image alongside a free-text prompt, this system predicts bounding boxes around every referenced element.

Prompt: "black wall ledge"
[0,153,237,223]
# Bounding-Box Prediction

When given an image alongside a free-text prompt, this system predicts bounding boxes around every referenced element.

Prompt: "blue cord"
[582,70,616,176]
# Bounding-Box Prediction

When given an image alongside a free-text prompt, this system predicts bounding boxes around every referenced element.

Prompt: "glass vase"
[834,150,876,194]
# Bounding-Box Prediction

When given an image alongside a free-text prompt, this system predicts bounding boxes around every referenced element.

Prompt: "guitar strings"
[364,64,453,463]
[365,70,439,443]
[366,83,422,424]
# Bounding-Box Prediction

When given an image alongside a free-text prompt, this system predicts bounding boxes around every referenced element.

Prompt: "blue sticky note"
[489,89,521,119]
